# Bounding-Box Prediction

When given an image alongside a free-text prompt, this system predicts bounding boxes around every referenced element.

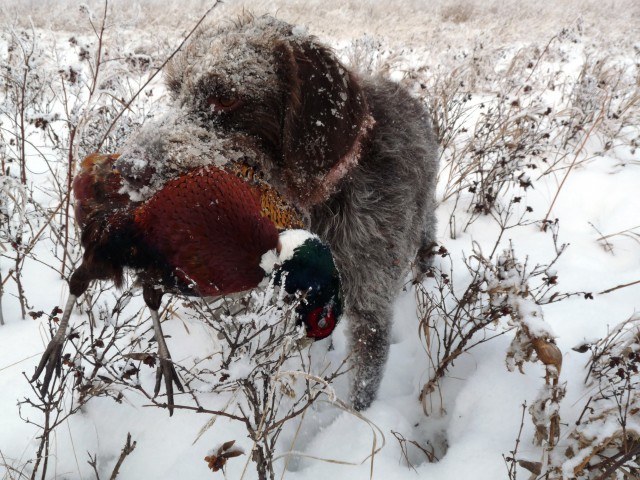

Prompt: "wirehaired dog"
[121,15,439,410]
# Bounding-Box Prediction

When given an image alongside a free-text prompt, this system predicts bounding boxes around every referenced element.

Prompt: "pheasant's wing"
[134,167,279,296]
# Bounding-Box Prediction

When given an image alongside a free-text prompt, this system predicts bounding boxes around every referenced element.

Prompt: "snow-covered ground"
[1,1,639,479]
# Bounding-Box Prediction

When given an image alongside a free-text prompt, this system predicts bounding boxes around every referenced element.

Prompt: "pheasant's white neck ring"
[260,229,319,275]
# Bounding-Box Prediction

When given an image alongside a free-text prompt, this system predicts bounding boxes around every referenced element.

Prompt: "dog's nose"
[115,149,154,187]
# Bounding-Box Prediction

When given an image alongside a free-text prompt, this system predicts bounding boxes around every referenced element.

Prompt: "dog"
[119,15,439,410]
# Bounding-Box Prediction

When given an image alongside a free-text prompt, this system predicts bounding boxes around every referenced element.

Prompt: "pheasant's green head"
[261,230,342,340]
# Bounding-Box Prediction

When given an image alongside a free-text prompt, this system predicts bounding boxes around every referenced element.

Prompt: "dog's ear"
[275,38,369,200]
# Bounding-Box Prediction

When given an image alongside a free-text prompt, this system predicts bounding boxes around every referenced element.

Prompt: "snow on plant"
[0,25,52,320]
[484,247,565,450]
[405,21,640,241]
[410,21,639,475]
[0,175,27,324]
[179,279,349,480]
[0,24,51,184]
[418,242,565,448]
[547,314,640,479]
[415,39,559,233]
[0,170,46,320]
[0,7,161,325]
[0,2,638,479]
[2,5,349,479]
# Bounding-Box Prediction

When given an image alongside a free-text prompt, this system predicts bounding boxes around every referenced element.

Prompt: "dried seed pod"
[204,440,244,472]
[532,337,563,372]
[517,459,542,475]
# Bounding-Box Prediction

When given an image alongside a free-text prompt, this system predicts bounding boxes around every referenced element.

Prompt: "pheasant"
[32,153,342,414]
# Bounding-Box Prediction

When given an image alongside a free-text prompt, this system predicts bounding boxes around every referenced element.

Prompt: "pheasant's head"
[262,230,342,340]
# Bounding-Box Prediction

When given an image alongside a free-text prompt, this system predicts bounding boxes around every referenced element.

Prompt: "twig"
[0,194,68,289]
[506,402,528,479]
[542,94,608,227]
[60,0,108,277]
[589,221,614,254]
[87,452,101,480]
[599,279,640,295]
[109,433,137,480]
[141,401,248,423]
[591,441,640,480]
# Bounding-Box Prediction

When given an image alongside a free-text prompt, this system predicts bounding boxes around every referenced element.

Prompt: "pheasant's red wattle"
[305,306,337,339]
[133,167,279,296]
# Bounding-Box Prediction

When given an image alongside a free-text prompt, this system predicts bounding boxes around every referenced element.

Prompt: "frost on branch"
[549,314,640,479]
[0,176,30,325]
[481,246,565,447]
[0,174,45,321]
[26,274,346,480]
[417,242,565,444]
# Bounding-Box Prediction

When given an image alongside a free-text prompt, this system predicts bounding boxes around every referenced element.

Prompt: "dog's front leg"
[348,306,392,411]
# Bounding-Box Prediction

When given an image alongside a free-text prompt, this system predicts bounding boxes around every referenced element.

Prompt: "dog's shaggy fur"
[121,16,439,410]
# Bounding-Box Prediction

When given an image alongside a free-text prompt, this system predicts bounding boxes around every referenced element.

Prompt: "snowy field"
[1,1,639,479]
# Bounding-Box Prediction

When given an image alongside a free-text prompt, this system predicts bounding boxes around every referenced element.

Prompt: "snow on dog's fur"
[120,15,439,410]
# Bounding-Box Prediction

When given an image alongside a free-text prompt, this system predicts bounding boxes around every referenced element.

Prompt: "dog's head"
[163,15,372,209]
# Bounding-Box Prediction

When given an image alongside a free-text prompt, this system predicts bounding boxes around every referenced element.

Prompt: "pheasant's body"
[134,166,279,296]
[73,153,303,297]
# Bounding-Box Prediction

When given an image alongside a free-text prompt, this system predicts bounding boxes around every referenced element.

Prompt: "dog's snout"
[114,149,153,186]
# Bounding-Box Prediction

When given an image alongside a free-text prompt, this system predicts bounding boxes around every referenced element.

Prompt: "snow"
[277,230,319,262]
[116,109,240,201]
[260,229,319,274]
[1,1,640,479]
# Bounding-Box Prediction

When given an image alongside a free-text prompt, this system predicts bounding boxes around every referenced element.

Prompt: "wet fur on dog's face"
[165,16,371,209]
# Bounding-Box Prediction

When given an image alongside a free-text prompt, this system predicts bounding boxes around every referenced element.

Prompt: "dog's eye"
[207,95,241,112]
